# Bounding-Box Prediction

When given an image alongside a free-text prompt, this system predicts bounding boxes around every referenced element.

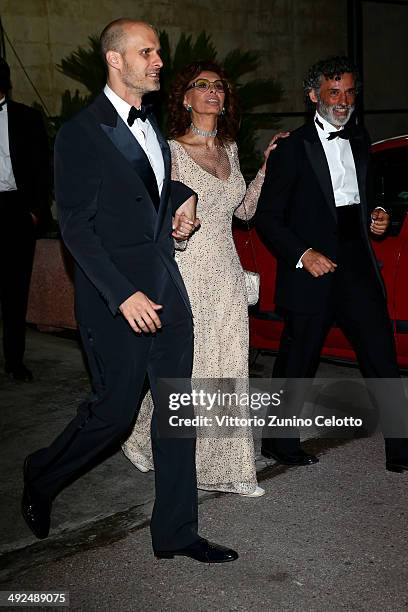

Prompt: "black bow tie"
[315,117,351,141]
[0,99,6,112]
[127,104,152,126]
[327,128,350,141]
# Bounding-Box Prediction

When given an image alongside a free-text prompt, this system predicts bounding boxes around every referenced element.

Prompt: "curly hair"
[303,55,361,101]
[167,60,240,142]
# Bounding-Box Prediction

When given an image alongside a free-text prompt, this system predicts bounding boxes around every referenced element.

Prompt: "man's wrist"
[296,247,312,269]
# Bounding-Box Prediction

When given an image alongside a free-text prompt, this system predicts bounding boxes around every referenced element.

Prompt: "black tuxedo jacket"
[5,100,51,225]
[255,119,384,314]
[54,92,193,327]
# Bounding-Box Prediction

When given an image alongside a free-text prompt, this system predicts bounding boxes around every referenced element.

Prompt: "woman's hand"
[172,211,201,241]
[172,194,201,240]
[260,131,290,173]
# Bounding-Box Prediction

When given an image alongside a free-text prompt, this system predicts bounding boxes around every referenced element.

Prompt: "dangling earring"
[219,107,225,116]
[185,104,192,112]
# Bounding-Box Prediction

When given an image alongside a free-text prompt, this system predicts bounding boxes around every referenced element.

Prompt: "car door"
[372,142,408,367]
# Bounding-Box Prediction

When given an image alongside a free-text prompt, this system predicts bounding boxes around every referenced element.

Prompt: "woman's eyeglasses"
[186,78,226,92]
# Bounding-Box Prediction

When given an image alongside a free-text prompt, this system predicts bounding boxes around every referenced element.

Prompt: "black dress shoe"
[261,445,319,465]
[6,364,33,382]
[385,439,408,472]
[21,457,51,539]
[386,459,408,473]
[154,538,238,563]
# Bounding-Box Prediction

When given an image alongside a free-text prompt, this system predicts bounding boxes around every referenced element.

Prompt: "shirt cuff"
[296,248,312,269]
[174,238,188,251]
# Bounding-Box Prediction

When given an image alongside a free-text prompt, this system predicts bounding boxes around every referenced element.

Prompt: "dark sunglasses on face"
[185,78,226,92]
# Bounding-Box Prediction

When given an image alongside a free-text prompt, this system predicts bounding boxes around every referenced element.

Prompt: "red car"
[233,135,408,367]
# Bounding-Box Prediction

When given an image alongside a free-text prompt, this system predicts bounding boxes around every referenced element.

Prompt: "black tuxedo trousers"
[26,93,199,551]
[269,229,406,454]
[28,304,198,551]
[0,191,36,369]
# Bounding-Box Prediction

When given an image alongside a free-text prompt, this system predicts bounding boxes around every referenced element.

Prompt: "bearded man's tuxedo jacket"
[28,92,199,551]
[255,119,384,315]
[255,117,406,454]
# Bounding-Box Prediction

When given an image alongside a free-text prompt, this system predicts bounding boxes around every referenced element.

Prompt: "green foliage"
[54,30,283,178]
[57,35,105,97]
[54,90,92,132]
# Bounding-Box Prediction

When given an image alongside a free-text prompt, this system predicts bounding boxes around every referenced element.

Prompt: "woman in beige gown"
[123,61,284,495]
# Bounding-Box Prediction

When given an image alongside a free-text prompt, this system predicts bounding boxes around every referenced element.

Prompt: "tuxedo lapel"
[350,132,368,211]
[100,117,145,171]
[303,123,337,221]
[149,113,170,176]
[6,101,19,175]
[91,94,160,211]
[148,114,172,238]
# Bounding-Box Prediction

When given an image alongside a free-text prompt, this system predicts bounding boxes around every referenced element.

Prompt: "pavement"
[1,326,408,611]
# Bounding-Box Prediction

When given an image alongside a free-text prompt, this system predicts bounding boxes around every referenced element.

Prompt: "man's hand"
[30,213,39,226]
[301,249,337,277]
[119,291,163,333]
[370,208,389,236]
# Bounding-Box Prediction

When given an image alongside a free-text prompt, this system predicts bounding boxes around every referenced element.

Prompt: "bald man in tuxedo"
[22,20,237,564]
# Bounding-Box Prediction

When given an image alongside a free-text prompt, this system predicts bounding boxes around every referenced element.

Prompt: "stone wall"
[0,0,406,141]
[363,1,408,140]
[0,0,346,125]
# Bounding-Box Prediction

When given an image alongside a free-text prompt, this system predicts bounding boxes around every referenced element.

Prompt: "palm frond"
[172,33,194,74]
[243,112,282,130]
[237,79,284,110]
[158,30,171,68]
[192,31,217,61]
[57,35,105,97]
[60,89,91,119]
[157,30,172,97]
[222,49,258,81]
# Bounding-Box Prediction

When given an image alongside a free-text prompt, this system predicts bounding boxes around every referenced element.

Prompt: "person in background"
[0,58,51,382]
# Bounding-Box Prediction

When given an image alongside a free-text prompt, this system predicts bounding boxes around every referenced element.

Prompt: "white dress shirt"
[296,112,361,269]
[0,97,18,192]
[103,85,164,195]
[314,112,360,207]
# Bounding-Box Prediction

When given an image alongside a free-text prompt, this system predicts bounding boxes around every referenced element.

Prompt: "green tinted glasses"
[186,78,226,92]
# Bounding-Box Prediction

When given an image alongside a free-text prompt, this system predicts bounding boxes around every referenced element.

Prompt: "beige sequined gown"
[122,139,265,493]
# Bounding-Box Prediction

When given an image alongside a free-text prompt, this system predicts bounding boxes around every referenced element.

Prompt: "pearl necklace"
[190,122,218,138]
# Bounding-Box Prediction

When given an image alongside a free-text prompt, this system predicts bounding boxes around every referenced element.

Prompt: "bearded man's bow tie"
[127,104,153,126]
[327,128,351,140]
[315,116,352,140]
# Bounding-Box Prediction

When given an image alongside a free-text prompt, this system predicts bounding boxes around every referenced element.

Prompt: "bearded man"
[256,56,408,472]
